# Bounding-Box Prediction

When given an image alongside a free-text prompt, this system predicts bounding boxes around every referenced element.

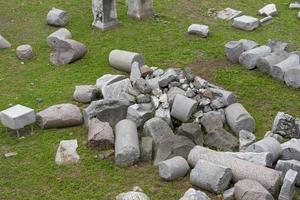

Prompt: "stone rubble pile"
[225,38,300,88]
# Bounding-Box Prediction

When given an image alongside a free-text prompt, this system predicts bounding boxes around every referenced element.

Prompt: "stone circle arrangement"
[1,0,300,200]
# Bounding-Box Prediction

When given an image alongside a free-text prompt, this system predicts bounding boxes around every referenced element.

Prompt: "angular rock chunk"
[188,24,209,38]
[209,87,236,106]
[155,106,172,126]
[204,128,238,151]
[130,61,141,83]
[271,54,300,81]
[239,45,271,69]
[225,41,244,63]
[272,112,299,139]
[109,50,144,72]
[55,139,80,165]
[167,87,185,105]
[159,156,190,181]
[223,187,235,200]
[200,111,224,133]
[224,152,273,167]
[190,159,232,194]
[16,44,33,60]
[284,65,300,88]
[217,8,243,20]
[281,139,300,161]
[158,68,178,88]
[116,191,150,200]
[239,39,259,51]
[257,51,289,73]
[234,179,274,200]
[267,39,288,52]
[279,169,297,200]
[239,129,256,151]
[0,35,11,49]
[176,123,204,145]
[47,8,68,27]
[171,94,197,122]
[47,28,72,48]
[96,74,125,92]
[259,4,277,16]
[180,188,210,200]
[127,104,153,128]
[102,78,133,101]
[134,78,151,94]
[141,137,153,162]
[73,85,98,103]
[127,0,154,19]
[114,119,140,166]
[289,2,300,9]
[193,76,208,89]
[275,160,300,186]
[37,103,82,129]
[233,15,259,31]
[87,118,114,149]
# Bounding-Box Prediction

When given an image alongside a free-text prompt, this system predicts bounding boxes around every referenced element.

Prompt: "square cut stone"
[233,15,259,31]
[0,105,36,130]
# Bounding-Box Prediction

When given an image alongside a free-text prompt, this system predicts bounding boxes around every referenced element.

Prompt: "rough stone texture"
[16,45,33,60]
[217,8,243,20]
[127,0,153,20]
[158,156,190,181]
[279,169,297,200]
[267,39,288,52]
[127,104,153,128]
[284,65,300,88]
[155,106,172,125]
[47,28,72,48]
[193,76,208,89]
[190,159,232,194]
[204,128,238,151]
[37,104,82,129]
[223,187,235,200]
[209,88,236,106]
[114,119,140,166]
[225,103,255,135]
[245,137,282,163]
[234,179,274,200]
[239,39,259,51]
[200,111,224,133]
[83,99,129,127]
[271,54,300,81]
[264,131,285,143]
[143,117,174,145]
[233,15,260,31]
[158,68,178,88]
[239,129,256,151]
[281,139,300,161]
[141,137,153,162]
[239,45,271,69]
[272,112,300,139]
[289,2,300,9]
[73,85,98,103]
[55,139,80,165]
[47,8,68,27]
[50,38,87,65]
[167,87,185,105]
[109,50,144,72]
[87,118,114,149]
[134,78,152,94]
[257,51,289,73]
[116,191,150,200]
[225,41,244,63]
[0,104,36,130]
[224,152,273,167]
[154,135,194,166]
[188,146,282,196]
[92,0,121,31]
[259,4,277,16]
[176,123,204,145]
[180,188,210,200]
[188,24,209,38]
[275,160,300,186]
[146,77,160,90]
[171,94,197,122]
[96,74,125,93]
[130,61,141,83]
[102,78,133,101]
[0,35,11,49]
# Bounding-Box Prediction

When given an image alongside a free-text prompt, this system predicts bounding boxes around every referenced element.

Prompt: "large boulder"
[55,139,80,165]
[158,156,190,181]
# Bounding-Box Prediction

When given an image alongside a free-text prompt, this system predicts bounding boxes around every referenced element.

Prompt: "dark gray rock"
[126,104,153,128]
[176,123,204,145]
[204,128,238,151]
[141,137,153,162]
[200,111,224,133]
[239,129,256,151]
[272,112,300,139]
[275,160,300,186]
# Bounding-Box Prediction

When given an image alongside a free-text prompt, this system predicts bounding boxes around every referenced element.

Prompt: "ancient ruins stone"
[275,160,300,186]
[259,4,277,16]
[109,50,144,72]
[204,128,238,151]
[159,68,178,88]
[200,111,224,133]
[188,24,209,38]
[239,39,259,51]
[159,156,190,181]
[257,51,289,73]
[155,106,172,125]
[188,146,282,196]
[217,8,243,20]
[167,87,185,105]
[127,0,154,19]
[130,62,141,83]
[180,188,210,200]
[140,65,153,78]
[16,44,33,60]
[126,104,153,128]
[92,0,121,31]
[171,94,197,122]
[223,187,235,200]
[233,15,260,31]
[234,179,274,200]
[239,45,271,69]
[289,2,300,9]
[176,123,204,145]
[272,112,300,139]
[193,76,208,89]
[225,103,255,135]
[102,78,133,101]
[225,41,244,63]
[190,159,232,194]
[55,139,80,165]
[50,38,87,65]
[239,130,256,151]
[0,35,11,49]
[271,54,300,81]
[47,8,68,27]
[281,139,300,161]
[116,191,150,200]
[260,16,273,25]
[141,137,153,162]
[37,104,82,129]
[279,169,297,200]
[96,74,125,93]
[210,87,236,106]
[134,78,152,94]
[73,85,98,103]
[115,119,140,166]
[87,118,114,149]
[47,28,72,48]
[267,39,288,52]
[224,152,273,167]
[284,65,300,88]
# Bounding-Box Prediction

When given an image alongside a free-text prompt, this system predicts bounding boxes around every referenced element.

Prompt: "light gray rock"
[180,188,210,200]
[158,156,190,181]
[245,137,282,163]
[92,0,121,31]
[239,45,271,69]
[136,94,151,103]
[16,44,33,60]
[233,15,260,31]
[158,68,178,88]
[130,61,141,83]
[176,123,204,145]
[188,24,209,38]
[155,106,172,126]
[87,118,114,149]
[275,160,300,186]
[116,191,150,200]
[0,104,36,130]
[47,28,72,48]
[109,50,144,72]
[289,2,300,9]
[239,130,256,151]
[96,74,125,93]
[50,38,87,65]
[134,78,151,94]
[217,8,243,20]
[259,4,277,16]
[188,146,282,196]
[193,76,208,89]
[224,152,273,167]
[146,77,160,90]
[171,94,197,122]
[281,139,300,161]
[225,103,255,135]
[167,87,185,105]
[140,65,153,78]
[47,8,68,27]
[260,16,273,25]
[0,35,11,49]
[200,111,224,133]
[271,54,300,81]
[298,11,300,18]
[264,131,285,143]
[102,78,133,101]
[127,0,153,19]
[209,87,236,106]
[141,137,153,162]
[257,51,289,74]
[126,104,153,128]
[279,169,297,200]
[55,139,80,165]
[234,179,274,200]
[272,112,300,139]
[37,104,82,129]
[239,39,259,51]
[190,159,232,194]
[114,119,140,166]
[223,187,235,200]
[204,128,238,151]
[267,39,288,52]
[225,41,244,63]
[73,85,98,103]
[284,65,300,88]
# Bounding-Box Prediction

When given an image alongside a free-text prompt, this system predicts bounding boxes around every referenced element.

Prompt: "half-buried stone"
[158,156,190,181]
[233,15,259,31]
[257,51,289,74]
[271,54,300,81]
[239,45,271,69]
[171,94,197,122]
[114,119,140,166]
[180,188,210,200]
[47,28,72,48]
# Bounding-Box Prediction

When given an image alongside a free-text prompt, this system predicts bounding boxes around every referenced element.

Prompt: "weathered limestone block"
[141,137,153,162]
[284,65,300,88]
[225,103,255,135]
[193,76,208,89]
[257,51,289,74]
[73,85,98,103]
[127,104,153,128]
[223,187,235,200]
[158,156,190,181]
[271,54,300,81]
[127,0,154,19]
[259,4,277,16]
[217,8,243,20]
[267,39,288,52]
[281,139,300,161]
[115,119,140,166]
[239,130,256,151]
[102,78,133,101]
[188,24,209,38]
[180,188,210,200]
[47,8,68,27]
[200,111,224,133]
[155,106,172,126]
[37,104,82,129]
[204,128,238,151]
[0,35,11,49]
[278,169,297,200]
[209,87,236,106]
[224,152,273,167]
[159,68,178,88]
[171,94,197,122]
[275,160,300,186]
[176,123,204,145]
[190,159,232,194]
[109,50,144,72]
[55,139,80,165]
[225,41,244,63]
[16,45,33,60]
[239,39,259,51]
[47,28,72,48]
[233,15,260,31]
[272,112,300,139]
[188,146,282,196]
[96,74,125,93]
[239,45,271,69]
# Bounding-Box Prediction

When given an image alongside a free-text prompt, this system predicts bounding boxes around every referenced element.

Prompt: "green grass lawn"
[0,0,300,199]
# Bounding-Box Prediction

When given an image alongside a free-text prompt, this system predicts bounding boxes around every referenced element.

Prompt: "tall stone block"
[127,0,154,19]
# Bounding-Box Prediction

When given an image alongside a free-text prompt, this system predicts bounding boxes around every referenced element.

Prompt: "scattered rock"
[158,68,178,88]
[158,156,190,181]
[176,123,204,145]
[73,85,99,103]
[141,137,153,162]
[239,39,259,51]
[281,139,300,161]
[257,51,289,74]
[239,45,271,69]
[239,129,256,151]
[4,152,17,158]
[180,188,210,200]
[289,2,300,9]
[116,191,150,200]
[47,7,68,27]
[47,28,72,48]
[279,169,297,200]
[55,139,80,165]
[188,24,209,38]
[275,160,300,186]
[134,78,152,94]
[171,94,197,122]
[16,44,33,60]
[271,54,300,81]
[272,112,300,139]
[259,4,277,16]
[217,8,243,20]
[155,106,172,125]
[233,15,260,31]
[127,0,154,20]
[0,35,11,49]
[267,39,288,52]
[200,111,224,133]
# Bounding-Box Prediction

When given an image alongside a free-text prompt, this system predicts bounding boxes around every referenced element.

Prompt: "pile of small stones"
[225,38,300,88]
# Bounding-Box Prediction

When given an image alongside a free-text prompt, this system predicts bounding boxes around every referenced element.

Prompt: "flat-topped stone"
[188,24,209,38]
[233,15,259,31]
[109,49,144,72]
[73,85,98,103]
[47,7,68,27]
[259,4,277,16]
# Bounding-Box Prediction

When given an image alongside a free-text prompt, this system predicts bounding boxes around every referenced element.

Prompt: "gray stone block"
[284,65,300,88]
[204,128,238,151]
[102,78,133,101]
[239,129,256,151]
[188,24,209,38]
[209,87,236,106]
[224,152,273,167]
[16,44,33,60]
[239,39,259,51]
[176,123,204,145]
[47,28,72,48]
[267,39,288,52]
[158,68,178,88]
[223,187,235,200]
[73,85,98,103]
[141,137,153,162]
[109,50,144,72]
[279,169,297,200]
[200,111,224,133]
[55,139,80,165]
[47,8,68,27]
[167,87,185,105]
[225,41,244,63]
[155,106,172,126]
[96,74,125,93]
[275,160,300,186]
[116,191,150,200]
[126,104,153,128]
[271,54,300,81]
[257,51,289,74]
[233,15,259,31]
[281,139,300,161]
[0,35,11,49]
[134,78,151,94]
[171,94,198,122]
[259,4,277,16]
[158,156,190,181]
[272,112,300,139]
[239,45,271,69]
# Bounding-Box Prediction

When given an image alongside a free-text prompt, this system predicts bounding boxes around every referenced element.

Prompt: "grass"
[0,0,300,199]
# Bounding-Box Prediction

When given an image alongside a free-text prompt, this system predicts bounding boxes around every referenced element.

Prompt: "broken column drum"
[271,54,300,81]
[158,156,190,181]
[109,49,144,72]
